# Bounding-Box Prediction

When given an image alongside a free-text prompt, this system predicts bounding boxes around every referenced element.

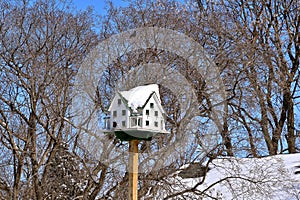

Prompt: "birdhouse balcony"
[130,116,143,128]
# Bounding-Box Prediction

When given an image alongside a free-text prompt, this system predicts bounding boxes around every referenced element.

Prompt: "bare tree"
[0,0,97,199]
[194,0,300,156]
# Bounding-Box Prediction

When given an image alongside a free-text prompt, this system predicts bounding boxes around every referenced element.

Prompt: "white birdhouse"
[104,84,169,141]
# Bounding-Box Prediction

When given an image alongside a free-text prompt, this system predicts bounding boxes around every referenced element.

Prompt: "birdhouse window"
[154,121,158,127]
[122,121,126,127]
[155,111,158,117]
[150,103,154,108]
[118,99,121,105]
[146,110,149,115]
[146,120,149,126]
[122,110,126,116]
[113,111,117,117]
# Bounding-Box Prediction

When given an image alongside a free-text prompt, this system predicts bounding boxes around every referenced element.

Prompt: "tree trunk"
[286,93,296,153]
[221,108,234,156]
[28,112,41,200]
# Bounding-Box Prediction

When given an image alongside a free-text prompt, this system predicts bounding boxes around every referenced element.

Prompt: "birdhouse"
[104,84,169,141]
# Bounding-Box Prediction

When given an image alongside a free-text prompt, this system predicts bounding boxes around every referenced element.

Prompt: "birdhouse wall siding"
[109,95,129,129]
[142,96,165,131]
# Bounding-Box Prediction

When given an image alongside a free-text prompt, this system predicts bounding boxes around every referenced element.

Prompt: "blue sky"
[72,0,129,14]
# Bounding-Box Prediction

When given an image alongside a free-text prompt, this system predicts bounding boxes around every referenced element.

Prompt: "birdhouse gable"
[108,92,130,112]
[141,92,165,115]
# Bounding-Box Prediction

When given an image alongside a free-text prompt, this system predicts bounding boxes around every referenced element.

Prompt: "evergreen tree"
[44,144,87,200]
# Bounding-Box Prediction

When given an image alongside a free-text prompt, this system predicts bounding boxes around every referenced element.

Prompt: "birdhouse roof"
[109,84,163,112]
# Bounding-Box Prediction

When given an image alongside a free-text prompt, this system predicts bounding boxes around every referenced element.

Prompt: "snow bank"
[198,154,300,199]
[153,153,300,200]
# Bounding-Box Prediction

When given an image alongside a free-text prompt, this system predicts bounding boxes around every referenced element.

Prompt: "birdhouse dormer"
[104,84,169,141]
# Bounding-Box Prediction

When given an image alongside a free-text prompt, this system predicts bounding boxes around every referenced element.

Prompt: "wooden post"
[128,140,139,200]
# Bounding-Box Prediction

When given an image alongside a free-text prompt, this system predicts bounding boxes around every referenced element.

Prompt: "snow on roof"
[119,84,161,111]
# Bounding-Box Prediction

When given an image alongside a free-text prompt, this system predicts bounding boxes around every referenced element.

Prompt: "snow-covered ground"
[155,153,300,199]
